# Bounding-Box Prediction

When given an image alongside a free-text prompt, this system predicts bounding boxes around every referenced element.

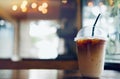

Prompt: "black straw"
[92,13,101,36]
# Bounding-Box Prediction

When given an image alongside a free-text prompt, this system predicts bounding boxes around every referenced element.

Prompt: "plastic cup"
[75,26,107,78]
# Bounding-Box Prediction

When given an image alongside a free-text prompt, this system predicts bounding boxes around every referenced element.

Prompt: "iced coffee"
[76,38,106,78]
[75,26,107,78]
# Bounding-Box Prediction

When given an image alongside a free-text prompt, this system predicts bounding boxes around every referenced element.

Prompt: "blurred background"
[0,0,119,61]
[0,0,120,79]
[0,0,78,59]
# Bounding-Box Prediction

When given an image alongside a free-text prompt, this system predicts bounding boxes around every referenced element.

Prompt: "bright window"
[0,19,14,58]
[82,0,120,62]
[19,20,61,59]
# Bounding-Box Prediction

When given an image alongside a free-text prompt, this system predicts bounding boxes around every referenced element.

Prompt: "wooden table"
[0,58,120,79]
[60,70,120,79]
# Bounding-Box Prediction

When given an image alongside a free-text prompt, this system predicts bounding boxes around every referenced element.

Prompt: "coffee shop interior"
[0,0,120,79]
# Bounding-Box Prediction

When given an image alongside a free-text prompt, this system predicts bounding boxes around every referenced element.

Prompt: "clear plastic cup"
[75,26,107,78]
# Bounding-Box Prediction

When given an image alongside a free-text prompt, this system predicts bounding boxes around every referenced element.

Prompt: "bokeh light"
[38,6,43,12]
[42,8,48,14]
[12,5,18,11]
[22,0,28,5]
[61,0,67,4]
[42,2,48,8]
[21,7,27,12]
[31,2,37,9]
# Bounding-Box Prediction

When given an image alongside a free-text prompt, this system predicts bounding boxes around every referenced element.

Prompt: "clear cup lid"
[74,26,108,41]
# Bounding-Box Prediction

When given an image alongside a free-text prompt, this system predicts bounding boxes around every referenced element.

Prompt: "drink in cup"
[75,26,107,78]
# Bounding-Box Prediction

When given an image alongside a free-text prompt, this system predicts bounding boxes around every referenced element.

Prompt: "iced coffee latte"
[76,38,106,78]
[75,25,107,78]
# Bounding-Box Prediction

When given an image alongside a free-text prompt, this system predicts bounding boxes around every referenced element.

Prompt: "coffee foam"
[75,36,107,41]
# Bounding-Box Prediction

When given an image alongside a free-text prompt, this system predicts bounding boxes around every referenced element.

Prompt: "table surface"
[0,70,118,79]
[60,70,120,79]
[0,59,120,79]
